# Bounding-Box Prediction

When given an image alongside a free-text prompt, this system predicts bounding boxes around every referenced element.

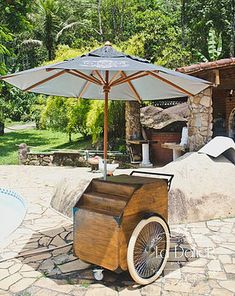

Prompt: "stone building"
[126,58,235,163]
[144,58,235,162]
[177,58,235,141]
[126,86,214,164]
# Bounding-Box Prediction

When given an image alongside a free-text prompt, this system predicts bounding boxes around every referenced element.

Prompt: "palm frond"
[0,44,10,55]
[196,51,208,63]
[21,39,43,47]
[208,28,222,61]
[56,22,80,41]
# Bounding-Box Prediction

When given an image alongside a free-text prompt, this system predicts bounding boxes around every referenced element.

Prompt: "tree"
[0,1,38,120]
[32,0,60,60]
[0,26,12,75]
[1,0,234,139]
[108,101,125,142]
[0,1,32,34]
[230,0,235,56]
[1,86,37,121]
[41,97,71,140]
[40,96,90,142]
[184,0,232,59]
[28,0,83,60]
[99,0,134,42]
[86,100,125,146]
[197,26,222,62]
[0,97,7,135]
[86,100,104,143]
[66,98,90,138]
[0,0,33,71]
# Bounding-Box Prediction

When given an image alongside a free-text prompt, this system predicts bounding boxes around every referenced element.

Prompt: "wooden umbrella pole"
[103,71,110,180]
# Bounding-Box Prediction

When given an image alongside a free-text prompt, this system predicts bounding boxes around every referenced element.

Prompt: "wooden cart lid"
[104,174,166,186]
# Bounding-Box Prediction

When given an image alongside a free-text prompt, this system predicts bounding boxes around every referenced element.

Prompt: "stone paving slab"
[0,166,234,295]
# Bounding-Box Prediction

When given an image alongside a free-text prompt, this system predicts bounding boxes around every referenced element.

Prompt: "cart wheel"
[127,216,170,285]
[93,268,104,281]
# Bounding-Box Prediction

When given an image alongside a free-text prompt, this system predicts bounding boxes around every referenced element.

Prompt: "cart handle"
[130,171,174,191]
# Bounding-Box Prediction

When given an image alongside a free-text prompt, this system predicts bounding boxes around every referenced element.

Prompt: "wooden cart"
[73,171,173,285]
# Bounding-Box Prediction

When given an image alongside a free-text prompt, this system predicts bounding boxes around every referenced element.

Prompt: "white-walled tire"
[127,216,170,285]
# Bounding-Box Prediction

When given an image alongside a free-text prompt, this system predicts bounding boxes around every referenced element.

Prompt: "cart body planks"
[73,174,168,271]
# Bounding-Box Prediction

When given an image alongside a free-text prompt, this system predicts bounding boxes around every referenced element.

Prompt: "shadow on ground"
[0,131,51,158]
[16,225,197,291]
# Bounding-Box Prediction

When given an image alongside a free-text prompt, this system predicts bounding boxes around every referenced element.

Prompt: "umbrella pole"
[103,71,110,180]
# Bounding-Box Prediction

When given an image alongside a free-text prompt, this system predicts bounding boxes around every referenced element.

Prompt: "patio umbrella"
[0,41,211,178]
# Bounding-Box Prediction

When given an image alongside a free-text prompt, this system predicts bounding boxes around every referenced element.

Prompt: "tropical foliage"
[0,0,234,142]
[40,96,90,142]
[197,26,223,62]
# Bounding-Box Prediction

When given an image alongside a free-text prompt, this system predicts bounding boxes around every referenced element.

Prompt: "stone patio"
[0,165,234,296]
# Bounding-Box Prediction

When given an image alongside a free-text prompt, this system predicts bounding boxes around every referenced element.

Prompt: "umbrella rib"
[23,70,66,91]
[110,71,142,86]
[68,70,102,85]
[79,81,91,97]
[110,71,143,86]
[121,71,141,103]
[108,70,122,85]
[94,70,105,85]
[147,71,194,97]
[110,71,149,87]
[79,70,96,97]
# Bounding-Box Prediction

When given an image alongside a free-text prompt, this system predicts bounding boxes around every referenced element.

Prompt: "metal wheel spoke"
[136,260,147,274]
[133,221,167,279]
[136,235,148,249]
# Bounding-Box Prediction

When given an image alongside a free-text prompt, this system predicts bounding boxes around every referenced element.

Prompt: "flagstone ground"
[0,165,234,296]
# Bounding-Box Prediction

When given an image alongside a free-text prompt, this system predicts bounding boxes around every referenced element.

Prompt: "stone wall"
[18,144,130,168]
[25,153,53,166]
[125,101,141,140]
[19,147,87,167]
[188,87,213,151]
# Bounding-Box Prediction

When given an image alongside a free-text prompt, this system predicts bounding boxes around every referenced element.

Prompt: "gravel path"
[4,122,36,133]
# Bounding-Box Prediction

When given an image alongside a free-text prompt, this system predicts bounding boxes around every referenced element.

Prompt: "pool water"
[0,188,27,242]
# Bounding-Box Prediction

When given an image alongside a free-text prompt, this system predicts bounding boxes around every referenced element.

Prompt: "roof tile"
[176,58,235,74]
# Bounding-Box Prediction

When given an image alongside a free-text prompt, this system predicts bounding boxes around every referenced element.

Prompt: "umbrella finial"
[105,41,112,46]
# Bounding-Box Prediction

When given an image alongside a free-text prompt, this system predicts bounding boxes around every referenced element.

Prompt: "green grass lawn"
[0,129,91,165]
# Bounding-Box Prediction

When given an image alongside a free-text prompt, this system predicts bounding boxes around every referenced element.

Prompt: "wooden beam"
[23,70,66,92]
[147,71,194,97]
[121,71,141,103]
[214,69,220,86]
[46,68,58,72]
[0,73,19,80]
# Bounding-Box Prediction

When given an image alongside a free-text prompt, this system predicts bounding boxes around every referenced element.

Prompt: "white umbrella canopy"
[2,43,210,100]
[0,41,211,178]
